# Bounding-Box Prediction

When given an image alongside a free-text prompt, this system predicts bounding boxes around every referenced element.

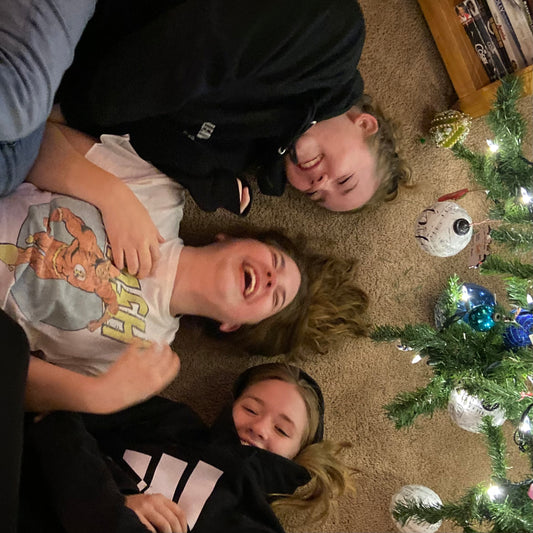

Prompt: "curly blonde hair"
[218,229,369,357]
[354,94,413,208]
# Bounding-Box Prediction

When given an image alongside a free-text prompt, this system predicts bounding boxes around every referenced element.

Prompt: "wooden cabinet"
[417,0,533,117]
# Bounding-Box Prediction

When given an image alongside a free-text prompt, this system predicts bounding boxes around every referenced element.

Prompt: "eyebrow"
[246,395,296,428]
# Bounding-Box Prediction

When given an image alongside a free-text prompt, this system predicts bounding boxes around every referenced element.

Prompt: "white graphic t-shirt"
[0,134,183,375]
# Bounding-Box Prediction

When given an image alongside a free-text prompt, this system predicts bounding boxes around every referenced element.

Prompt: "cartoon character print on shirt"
[0,196,149,342]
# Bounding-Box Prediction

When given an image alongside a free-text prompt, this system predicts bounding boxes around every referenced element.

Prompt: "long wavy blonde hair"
[220,229,369,357]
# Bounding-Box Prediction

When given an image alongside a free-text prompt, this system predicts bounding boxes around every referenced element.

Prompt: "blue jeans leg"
[0,0,97,141]
[0,122,46,196]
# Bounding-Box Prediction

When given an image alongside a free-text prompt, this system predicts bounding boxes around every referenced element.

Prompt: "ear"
[356,113,379,136]
[346,109,379,136]
[219,322,241,333]
[215,233,228,242]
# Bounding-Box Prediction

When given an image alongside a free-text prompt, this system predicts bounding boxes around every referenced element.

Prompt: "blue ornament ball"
[434,283,496,329]
[459,283,496,312]
[464,304,496,331]
[503,312,533,349]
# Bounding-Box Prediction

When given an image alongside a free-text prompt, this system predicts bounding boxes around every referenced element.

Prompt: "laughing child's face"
[285,109,379,211]
[232,378,307,459]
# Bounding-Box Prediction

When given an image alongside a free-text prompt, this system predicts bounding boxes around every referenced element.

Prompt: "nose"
[309,174,329,192]
[249,415,269,441]
[265,268,277,290]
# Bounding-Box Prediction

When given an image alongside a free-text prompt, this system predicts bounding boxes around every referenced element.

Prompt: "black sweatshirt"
[58,0,366,214]
[19,397,310,533]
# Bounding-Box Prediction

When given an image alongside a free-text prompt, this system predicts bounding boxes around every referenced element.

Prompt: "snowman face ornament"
[414,201,473,257]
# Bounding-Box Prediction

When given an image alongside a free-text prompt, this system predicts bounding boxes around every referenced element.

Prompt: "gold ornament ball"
[430,110,472,148]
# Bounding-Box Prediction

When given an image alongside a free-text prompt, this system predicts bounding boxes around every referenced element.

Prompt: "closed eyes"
[276,426,290,437]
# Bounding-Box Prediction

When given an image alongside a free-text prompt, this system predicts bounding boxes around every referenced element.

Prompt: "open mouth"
[298,154,323,170]
[243,264,257,297]
[240,438,260,449]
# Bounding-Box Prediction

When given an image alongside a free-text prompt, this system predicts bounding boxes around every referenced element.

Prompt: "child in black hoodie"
[19,363,354,533]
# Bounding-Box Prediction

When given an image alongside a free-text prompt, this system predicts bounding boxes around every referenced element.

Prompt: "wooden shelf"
[417,0,533,117]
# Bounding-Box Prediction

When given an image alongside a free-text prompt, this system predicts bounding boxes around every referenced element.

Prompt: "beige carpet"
[165,1,533,531]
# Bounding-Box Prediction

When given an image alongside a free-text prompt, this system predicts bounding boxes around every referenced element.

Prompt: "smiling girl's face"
[284,109,380,211]
[208,236,301,332]
[232,379,308,459]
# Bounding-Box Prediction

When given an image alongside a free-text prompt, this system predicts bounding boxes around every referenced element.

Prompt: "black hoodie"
[19,397,310,533]
[57,0,366,214]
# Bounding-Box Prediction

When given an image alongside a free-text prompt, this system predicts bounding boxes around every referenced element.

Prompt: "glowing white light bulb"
[411,354,422,364]
[487,484,504,500]
[486,139,499,153]
[461,285,470,302]
[520,187,532,205]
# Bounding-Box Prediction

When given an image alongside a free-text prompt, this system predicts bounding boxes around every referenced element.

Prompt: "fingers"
[240,186,251,214]
[137,515,156,533]
[125,246,141,278]
[97,342,180,413]
[135,342,181,393]
[110,239,125,272]
[146,497,187,533]
[126,493,188,533]
[155,344,181,389]
[113,236,163,279]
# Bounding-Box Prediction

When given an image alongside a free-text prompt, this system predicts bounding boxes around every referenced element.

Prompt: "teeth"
[243,265,256,296]
[299,154,323,169]
[240,439,251,446]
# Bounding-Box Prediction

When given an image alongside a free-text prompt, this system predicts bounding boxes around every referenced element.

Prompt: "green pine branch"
[384,377,451,429]
[487,77,527,156]
[490,225,533,252]
[504,277,533,307]
[373,278,531,428]
[480,255,533,279]
[481,418,508,480]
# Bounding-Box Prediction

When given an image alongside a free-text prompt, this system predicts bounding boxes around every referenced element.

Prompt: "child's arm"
[25,342,180,414]
[24,411,152,533]
[25,121,164,278]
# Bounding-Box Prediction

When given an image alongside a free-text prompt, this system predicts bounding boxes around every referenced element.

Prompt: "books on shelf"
[455,0,509,80]
[496,0,533,64]
[486,0,529,69]
[455,0,533,79]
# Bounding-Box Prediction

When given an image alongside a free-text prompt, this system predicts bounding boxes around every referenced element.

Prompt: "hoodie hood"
[210,405,311,496]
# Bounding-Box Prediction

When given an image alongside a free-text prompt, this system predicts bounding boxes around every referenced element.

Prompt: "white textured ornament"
[448,389,506,433]
[390,485,442,533]
[414,201,473,257]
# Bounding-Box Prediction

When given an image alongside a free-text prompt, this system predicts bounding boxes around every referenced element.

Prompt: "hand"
[125,493,188,533]
[100,186,165,279]
[236,178,251,214]
[94,341,180,413]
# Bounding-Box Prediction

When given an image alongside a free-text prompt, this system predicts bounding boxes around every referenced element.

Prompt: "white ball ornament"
[414,201,473,257]
[390,485,442,533]
[447,389,506,433]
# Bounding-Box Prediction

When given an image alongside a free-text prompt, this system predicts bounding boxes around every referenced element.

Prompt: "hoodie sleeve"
[23,412,150,533]
[82,396,207,446]
[159,167,249,216]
